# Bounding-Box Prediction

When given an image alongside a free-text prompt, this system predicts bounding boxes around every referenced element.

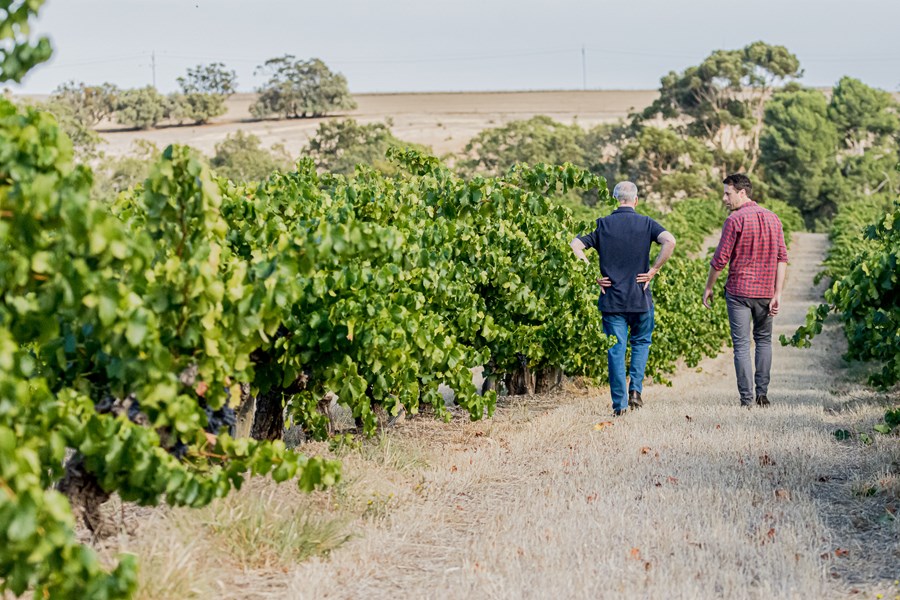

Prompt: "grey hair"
[612,181,638,203]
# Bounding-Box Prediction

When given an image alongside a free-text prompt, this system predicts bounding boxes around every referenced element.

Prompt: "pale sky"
[11,0,900,94]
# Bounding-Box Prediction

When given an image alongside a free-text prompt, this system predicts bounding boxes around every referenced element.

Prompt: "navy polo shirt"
[577,206,667,313]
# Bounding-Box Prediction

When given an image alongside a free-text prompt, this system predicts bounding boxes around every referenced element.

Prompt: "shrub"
[210,130,293,182]
[116,86,166,129]
[251,56,356,119]
[303,118,426,175]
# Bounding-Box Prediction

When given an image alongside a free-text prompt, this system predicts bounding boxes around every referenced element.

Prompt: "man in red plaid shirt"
[702,173,788,408]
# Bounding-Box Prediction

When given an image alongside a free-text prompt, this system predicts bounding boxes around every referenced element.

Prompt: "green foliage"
[165,91,227,125]
[819,194,893,281]
[656,197,726,254]
[639,42,801,174]
[458,116,587,176]
[784,195,900,388]
[115,86,166,130]
[251,55,356,119]
[20,96,102,158]
[303,118,427,175]
[0,98,340,598]
[618,126,714,204]
[225,153,619,437]
[50,80,119,128]
[91,140,159,200]
[169,63,236,125]
[759,87,842,228]
[454,116,612,220]
[829,76,899,151]
[177,62,237,96]
[874,409,900,435]
[210,130,293,182]
[838,148,900,198]
[0,0,52,83]
[828,78,900,208]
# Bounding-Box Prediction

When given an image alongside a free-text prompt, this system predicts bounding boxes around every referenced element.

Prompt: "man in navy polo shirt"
[570,182,677,416]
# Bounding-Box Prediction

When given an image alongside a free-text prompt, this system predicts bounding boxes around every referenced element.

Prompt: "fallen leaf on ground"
[640,446,651,454]
[835,548,850,558]
[630,547,641,560]
[774,489,791,500]
[594,421,613,431]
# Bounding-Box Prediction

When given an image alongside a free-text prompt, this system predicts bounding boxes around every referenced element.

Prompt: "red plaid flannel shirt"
[710,201,788,298]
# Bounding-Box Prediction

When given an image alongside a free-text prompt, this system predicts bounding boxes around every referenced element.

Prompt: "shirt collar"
[614,206,636,213]
[735,200,758,211]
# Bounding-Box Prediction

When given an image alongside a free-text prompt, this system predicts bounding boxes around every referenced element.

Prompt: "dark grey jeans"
[725,292,773,404]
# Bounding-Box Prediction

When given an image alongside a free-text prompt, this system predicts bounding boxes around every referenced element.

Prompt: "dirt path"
[120,233,899,599]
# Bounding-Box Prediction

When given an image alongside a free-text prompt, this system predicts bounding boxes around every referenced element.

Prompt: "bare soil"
[103,232,899,600]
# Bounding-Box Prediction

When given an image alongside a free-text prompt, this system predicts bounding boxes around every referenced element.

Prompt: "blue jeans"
[602,308,655,412]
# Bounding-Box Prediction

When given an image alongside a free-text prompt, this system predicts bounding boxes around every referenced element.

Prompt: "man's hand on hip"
[597,277,611,295]
[636,267,659,291]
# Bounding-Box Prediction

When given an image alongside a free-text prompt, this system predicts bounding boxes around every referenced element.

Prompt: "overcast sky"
[11,0,900,94]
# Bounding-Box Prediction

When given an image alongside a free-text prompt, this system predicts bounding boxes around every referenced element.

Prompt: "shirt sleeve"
[776,221,788,263]
[577,221,600,250]
[649,218,667,243]
[710,216,739,271]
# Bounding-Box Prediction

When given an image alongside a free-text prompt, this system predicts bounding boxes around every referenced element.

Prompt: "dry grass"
[106,233,898,599]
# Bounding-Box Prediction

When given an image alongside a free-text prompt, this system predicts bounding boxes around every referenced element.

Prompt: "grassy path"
[123,233,899,599]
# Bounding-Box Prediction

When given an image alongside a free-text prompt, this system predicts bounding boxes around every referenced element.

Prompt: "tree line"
[31,55,355,133]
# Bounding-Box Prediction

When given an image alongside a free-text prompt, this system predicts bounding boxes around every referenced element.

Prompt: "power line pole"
[151,50,156,88]
[581,45,587,90]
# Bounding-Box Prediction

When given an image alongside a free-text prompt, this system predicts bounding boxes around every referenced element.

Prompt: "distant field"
[97,90,660,158]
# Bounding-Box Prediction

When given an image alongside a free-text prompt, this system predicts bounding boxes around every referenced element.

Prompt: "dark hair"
[723,173,752,197]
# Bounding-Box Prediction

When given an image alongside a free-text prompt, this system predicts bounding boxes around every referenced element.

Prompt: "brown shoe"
[628,390,643,409]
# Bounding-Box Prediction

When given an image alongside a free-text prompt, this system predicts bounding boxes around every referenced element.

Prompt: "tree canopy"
[251,56,356,119]
[639,42,802,174]
[759,88,841,228]
[303,118,427,175]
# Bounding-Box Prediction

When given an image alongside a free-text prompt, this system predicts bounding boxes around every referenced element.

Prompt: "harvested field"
[96,90,659,158]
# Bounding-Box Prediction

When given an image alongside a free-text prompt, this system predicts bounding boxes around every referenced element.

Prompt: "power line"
[39,54,149,69]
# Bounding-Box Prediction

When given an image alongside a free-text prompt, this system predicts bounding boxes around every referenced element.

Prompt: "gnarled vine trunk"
[504,365,535,396]
[57,453,115,537]
[234,383,256,439]
[251,387,284,441]
[534,366,564,394]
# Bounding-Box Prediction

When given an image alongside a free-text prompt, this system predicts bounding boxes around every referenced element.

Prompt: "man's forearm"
[704,266,722,291]
[570,239,590,264]
[651,240,676,271]
[774,261,787,295]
